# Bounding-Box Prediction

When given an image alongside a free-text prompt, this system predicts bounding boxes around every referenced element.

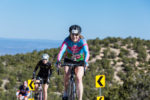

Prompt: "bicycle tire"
[71,82,76,100]
[39,90,44,100]
[68,80,76,100]
[34,93,38,100]
[67,81,71,100]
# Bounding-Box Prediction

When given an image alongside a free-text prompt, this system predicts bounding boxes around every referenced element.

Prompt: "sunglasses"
[42,59,48,60]
[71,33,79,36]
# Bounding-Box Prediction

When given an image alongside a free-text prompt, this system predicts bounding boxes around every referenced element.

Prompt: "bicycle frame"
[34,78,44,100]
[68,66,76,100]
[61,63,85,100]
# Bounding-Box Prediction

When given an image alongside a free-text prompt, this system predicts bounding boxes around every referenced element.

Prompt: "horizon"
[0,36,149,56]
[0,35,150,41]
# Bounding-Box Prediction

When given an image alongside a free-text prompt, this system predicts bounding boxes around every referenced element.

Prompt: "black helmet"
[69,25,82,34]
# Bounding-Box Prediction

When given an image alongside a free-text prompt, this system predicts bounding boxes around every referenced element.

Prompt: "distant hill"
[0,38,62,55]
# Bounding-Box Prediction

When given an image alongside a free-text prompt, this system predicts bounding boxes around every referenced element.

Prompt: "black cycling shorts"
[64,58,84,66]
[36,76,49,84]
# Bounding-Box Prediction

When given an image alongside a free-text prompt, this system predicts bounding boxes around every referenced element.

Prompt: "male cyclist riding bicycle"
[16,81,30,100]
[32,53,52,100]
[56,25,90,100]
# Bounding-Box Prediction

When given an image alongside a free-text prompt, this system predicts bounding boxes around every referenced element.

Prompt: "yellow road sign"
[28,98,34,100]
[97,96,104,100]
[95,75,105,88]
[28,80,35,91]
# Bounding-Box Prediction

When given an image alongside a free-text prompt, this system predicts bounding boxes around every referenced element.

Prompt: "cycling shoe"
[62,96,68,100]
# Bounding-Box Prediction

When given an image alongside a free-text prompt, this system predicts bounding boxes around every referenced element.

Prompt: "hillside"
[0,37,150,100]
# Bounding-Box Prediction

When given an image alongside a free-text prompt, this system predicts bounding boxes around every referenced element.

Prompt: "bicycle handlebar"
[61,63,83,67]
[33,78,44,84]
[57,63,86,76]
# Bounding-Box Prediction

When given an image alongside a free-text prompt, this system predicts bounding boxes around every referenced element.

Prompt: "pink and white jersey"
[57,37,90,65]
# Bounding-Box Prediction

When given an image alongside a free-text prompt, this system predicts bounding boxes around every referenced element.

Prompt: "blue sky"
[0,0,150,40]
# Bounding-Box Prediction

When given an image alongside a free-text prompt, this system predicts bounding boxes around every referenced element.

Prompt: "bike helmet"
[42,53,49,60]
[69,25,82,34]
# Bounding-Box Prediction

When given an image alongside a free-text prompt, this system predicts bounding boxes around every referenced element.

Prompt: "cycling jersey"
[18,85,30,96]
[33,60,52,79]
[57,37,90,65]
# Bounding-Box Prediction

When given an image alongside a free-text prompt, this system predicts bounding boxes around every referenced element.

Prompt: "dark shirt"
[34,60,52,79]
[19,85,29,95]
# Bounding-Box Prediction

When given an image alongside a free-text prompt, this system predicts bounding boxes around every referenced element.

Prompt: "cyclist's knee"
[24,96,28,100]
[64,73,70,80]
[76,76,83,83]
[43,84,48,91]
[75,67,84,76]
[64,66,69,74]
[76,72,83,81]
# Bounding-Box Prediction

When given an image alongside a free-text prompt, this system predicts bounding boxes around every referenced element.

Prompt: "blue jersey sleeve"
[57,40,67,62]
[82,39,90,66]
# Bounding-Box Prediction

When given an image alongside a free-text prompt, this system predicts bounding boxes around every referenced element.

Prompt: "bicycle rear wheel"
[34,91,43,100]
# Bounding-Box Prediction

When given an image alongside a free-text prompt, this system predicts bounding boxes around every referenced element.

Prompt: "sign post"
[99,87,101,96]
[96,75,105,100]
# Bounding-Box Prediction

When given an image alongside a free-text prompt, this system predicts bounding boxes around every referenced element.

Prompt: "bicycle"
[33,78,44,100]
[59,62,86,100]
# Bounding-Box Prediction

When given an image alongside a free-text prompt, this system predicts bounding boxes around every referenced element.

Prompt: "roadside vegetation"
[0,37,150,100]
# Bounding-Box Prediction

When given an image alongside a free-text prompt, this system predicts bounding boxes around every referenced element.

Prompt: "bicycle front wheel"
[68,81,76,100]
[38,90,44,100]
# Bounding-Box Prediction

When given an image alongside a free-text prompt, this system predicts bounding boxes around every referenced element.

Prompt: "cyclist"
[56,25,90,100]
[32,53,52,100]
[16,81,30,100]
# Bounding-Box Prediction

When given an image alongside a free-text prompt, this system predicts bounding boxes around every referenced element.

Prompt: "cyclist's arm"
[33,62,40,78]
[57,41,67,62]
[83,41,90,66]
[16,90,20,96]
[48,64,52,79]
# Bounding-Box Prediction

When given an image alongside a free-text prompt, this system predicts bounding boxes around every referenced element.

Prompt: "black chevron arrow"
[30,81,33,89]
[99,97,103,100]
[97,76,103,86]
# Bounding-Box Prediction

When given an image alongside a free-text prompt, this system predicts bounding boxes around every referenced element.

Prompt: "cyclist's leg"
[18,94,22,100]
[19,95,24,100]
[64,66,70,97]
[43,83,49,100]
[75,66,84,100]
[24,96,28,100]
[23,93,28,100]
